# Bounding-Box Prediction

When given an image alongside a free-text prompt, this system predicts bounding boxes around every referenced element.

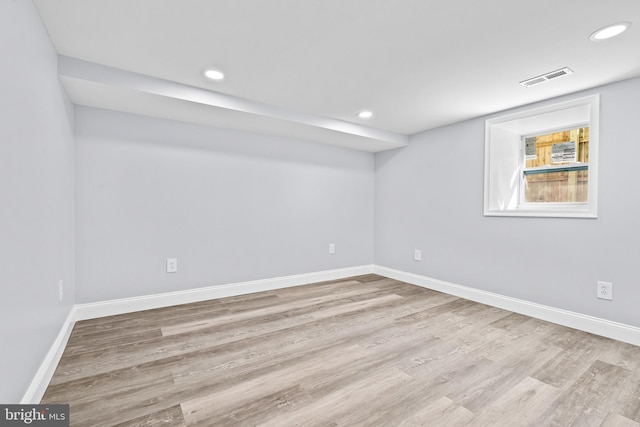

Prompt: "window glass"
[522,127,589,204]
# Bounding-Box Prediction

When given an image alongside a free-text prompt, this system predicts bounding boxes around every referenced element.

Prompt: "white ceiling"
[34,0,640,152]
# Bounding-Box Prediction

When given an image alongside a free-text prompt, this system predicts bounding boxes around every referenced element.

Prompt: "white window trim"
[484,94,599,218]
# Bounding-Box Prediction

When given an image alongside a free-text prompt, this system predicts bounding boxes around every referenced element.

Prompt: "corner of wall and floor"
[21,263,640,404]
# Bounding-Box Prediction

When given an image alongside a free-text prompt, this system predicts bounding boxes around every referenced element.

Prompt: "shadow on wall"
[75,107,374,170]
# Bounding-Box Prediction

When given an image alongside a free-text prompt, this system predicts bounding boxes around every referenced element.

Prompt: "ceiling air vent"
[520,67,573,88]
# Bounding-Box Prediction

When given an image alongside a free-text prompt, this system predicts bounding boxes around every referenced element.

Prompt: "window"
[484,95,599,218]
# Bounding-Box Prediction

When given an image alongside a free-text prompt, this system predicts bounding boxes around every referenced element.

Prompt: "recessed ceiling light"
[204,69,225,80]
[358,111,373,119]
[590,22,631,41]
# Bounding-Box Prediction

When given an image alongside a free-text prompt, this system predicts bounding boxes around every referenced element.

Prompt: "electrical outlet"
[58,280,64,302]
[597,281,613,300]
[414,249,422,261]
[166,258,178,273]
[329,243,335,254]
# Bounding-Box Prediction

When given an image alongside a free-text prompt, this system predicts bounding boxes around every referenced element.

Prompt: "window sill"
[484,206,597,219]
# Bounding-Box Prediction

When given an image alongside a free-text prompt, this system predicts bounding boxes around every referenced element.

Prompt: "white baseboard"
[23,265,374,403]
[74,265,375,321]
[21,306,77,404]
[374,265,640,347]
[24,263,640,404]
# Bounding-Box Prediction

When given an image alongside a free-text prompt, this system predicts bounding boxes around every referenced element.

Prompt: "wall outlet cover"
[167,258,178,273]
[597,281,613,301]
[58,280,64,302]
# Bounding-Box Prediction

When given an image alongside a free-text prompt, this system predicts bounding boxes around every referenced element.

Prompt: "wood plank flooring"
[42,275,640,426]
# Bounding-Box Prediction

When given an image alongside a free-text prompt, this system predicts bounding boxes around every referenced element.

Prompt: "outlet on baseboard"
[329,243,335,254]
[414,249,422,261]
[167,258,178,273]
[597,281,613,301]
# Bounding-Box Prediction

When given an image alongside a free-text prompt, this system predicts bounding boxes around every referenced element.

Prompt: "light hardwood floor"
[42,275,640,426]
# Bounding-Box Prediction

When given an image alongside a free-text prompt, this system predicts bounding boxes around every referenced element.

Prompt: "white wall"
[74,107,374,303]
[375,77,640,327]
[0,1,75,402]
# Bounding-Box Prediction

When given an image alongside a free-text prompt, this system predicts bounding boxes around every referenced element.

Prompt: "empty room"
[2,0,640,425]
